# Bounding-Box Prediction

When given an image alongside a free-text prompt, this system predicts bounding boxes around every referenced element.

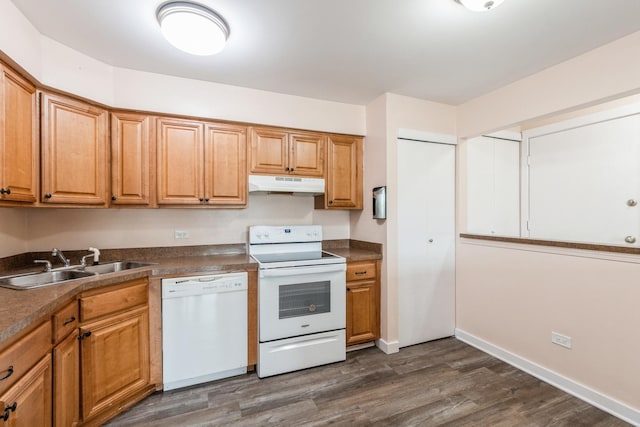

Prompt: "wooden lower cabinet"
[0,354,52,427]
[345,260,380,346]
[79,279,151,425]
[53,331,79,427]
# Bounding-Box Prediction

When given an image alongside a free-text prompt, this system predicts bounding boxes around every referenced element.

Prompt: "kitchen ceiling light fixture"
[456,0,506,12]
[156,1,229,55]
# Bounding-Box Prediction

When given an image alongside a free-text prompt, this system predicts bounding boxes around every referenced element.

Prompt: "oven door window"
[279,281,330,319]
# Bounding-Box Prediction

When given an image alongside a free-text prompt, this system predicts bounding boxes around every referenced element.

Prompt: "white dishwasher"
[162,272,248,391]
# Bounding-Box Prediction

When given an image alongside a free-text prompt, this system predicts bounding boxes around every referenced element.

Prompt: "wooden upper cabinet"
[249,127,288,175]
[156,117,203,205]
[0,65,38,203]
[204,123,247,206]
[316,135,363,209]
[157,117,247,206]
[111,112,153,206]
[289,132,325,177]
[249,127,324,177]
[41,92,108,205]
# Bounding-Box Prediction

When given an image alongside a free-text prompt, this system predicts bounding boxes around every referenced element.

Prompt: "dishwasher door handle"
[260,263,346,278]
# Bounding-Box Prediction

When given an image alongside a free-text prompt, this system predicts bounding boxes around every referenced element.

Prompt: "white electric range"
[249,225,346,378]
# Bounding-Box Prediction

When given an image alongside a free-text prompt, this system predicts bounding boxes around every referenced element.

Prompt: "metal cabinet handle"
[354,271,367,275]
[199,198,204,202]
[328,200,333,205]
[63,316,76,326]
[1,402,17,421]
[0,365,13,381]
[625,236,636,244]
[205,198,210,202]
[627,199,637,207]
[111,195,117,201]
[44,193,52,199]
[78,331,92,340]
[0,188,10,195]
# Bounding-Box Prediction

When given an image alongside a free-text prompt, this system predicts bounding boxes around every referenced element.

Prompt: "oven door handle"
[260,263,346,278]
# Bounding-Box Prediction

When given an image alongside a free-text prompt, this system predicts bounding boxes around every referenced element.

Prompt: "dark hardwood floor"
[105,338,629,426]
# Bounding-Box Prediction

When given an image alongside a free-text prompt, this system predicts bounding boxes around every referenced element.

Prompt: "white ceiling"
[9,0,640,105]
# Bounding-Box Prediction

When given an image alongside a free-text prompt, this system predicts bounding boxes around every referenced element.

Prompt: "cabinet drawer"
[52,300,79,344]
[346,261,377,281]
[80,278,148,323]
[0,320,51,395]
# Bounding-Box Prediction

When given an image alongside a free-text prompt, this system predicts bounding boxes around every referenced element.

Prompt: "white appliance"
[248,175,325,194]
[162,272,248,391]
[249,225,346,378]
[398,138,456,348]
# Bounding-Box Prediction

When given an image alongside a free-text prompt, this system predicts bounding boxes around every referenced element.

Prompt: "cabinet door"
[346,281,379,346]
[248,127,288,175]
[320,135,363,209]
[289,132,325,177]
[0,354,52,427]
[0,66,37,203]
[111,112,152,206]
[204,123,247,206]
[80,306,149,422]
[53,331,79,427]
[41,92,108,205]
[156,118,203,204]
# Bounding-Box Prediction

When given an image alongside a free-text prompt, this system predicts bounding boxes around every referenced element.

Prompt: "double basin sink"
[0,261,153,290]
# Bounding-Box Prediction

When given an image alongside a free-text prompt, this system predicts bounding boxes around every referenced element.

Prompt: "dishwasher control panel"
[162,272,248,298]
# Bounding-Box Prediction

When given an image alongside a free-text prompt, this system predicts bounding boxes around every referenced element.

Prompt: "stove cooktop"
[251,251,343,265]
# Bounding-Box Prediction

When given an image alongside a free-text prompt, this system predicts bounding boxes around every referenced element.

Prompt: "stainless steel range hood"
[248,175,325,195]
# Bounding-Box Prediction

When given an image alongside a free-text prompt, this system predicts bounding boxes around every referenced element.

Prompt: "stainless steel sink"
[0,269,97,290]
[82,261,154,274]
[0,261,154,290]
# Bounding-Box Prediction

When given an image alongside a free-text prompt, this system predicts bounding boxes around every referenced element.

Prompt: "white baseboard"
[455,329,640,426]
[375,338,399,354]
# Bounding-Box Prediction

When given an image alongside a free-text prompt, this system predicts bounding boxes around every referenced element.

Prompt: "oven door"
[259,263,346,342]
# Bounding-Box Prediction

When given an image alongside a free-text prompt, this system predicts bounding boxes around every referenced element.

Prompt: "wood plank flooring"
[105,338,630,426]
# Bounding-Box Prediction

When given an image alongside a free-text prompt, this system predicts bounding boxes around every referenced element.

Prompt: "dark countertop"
[325,247,382,262]
[0,239,382,349]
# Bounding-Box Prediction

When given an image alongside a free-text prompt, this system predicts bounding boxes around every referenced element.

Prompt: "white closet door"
[466,136,520,236]
[398,139,455,348]
[527,114,640,246]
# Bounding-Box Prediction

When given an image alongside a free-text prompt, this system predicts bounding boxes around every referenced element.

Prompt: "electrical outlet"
[551,332,572,349]
[174,230,190,239]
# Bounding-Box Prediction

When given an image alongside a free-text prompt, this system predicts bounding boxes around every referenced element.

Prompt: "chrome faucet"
[51,248,71,267]
[34,259,52,272]
[81,247,101,268]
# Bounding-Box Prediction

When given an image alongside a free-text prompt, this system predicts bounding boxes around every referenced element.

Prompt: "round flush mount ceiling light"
[457,0,506,12]
[156,2,229,55]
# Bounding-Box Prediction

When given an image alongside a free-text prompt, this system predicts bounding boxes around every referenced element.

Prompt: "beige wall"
[456,31,640,417]
[24,196,349,253]
[0,208,28,257]
[457,242,640,409]
[457,30,640,138]
[352,94,388,339]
